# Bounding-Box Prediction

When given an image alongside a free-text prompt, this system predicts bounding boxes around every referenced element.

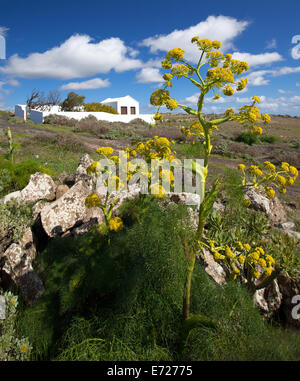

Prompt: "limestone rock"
[198,247,226,285]
[2,191,22,204]
[32,200,50,219]
[74,153,93,183]
[285,230,300,240]
[244,187,287,225]
[280,221,295,230]
[1,243,44,304]
[55,184,69,200]
[20,172,56,204]
[40,179,93,237]
[253,279,282,317]
[277,273,300,328]
[167,192,201,210]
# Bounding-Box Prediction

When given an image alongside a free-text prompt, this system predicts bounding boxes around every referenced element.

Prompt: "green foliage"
[60,92,85,111]
[0,157,55,195]
[0,199,33,242]
[259,134,278,144]
[16,197,300,361]
[83,102,118,114]
[0,291,32,360]
[185,269,300,360]
[235,132,259,145]
[17,198,192,360]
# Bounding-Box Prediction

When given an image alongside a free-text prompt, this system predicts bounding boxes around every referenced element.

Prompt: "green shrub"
[259,135,277,143]
[17,198,191,360]
[0,199,33,242]
[83,103,118,114]
[0,157,55,195]
[0,291,32,361]
[235,132,259,145]
[16,196,300,361]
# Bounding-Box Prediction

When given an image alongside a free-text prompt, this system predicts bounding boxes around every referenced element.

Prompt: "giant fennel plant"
[148,37,298,318]
[85,37,299,350]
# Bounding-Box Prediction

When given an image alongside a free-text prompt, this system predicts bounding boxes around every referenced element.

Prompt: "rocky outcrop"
[197,247,226,285]
[55,184,70,200]
[277,273,300,329]
[40,178,93,238]
[2,173,56,205]
[253,280,282,318]
[1,242,44,304]
[244,187,287,225]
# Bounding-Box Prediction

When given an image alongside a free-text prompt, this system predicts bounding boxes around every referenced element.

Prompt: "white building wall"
[29,110,154,124]
[30,109,44,124]
[14,105,26,120]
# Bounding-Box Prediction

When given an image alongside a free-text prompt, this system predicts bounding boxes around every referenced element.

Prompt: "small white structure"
[101,95,139,116]
[15,105,27,120]
[15,95,153,124]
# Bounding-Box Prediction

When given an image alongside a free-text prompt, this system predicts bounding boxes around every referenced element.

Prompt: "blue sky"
[0,0,300,115]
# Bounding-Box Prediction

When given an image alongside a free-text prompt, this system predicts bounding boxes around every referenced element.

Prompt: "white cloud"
[0,26,9,36]
[60,78,110,90]
[0,34,143,80]
[246,70,270,86]
[245,66,300,86]
[278,89,293,94]
[140,15,249,63]
[296,83,300,86]
[232,52,283,67]
[266,38,277,49]
[136,67,163,83]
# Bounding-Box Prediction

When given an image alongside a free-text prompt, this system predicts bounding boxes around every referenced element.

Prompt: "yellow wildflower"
[252,96,261,104]
[109,217,123,232]
[96,147,114,156]
[166,48,184,61]
[85,193,101,208]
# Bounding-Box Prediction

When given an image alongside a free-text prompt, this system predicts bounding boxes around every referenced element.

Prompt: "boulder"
[74,153,93,183]
[280,221,295,230]
[167,192,201,210]
[244,187,287,225]
[40,178,93,237]
[253,279,282,317]
[55,184,70,200]
[2,173,56,205]
[20,172,56,204]
[197,247,226,285]
[1,243,44,304]
[2,190,22,204]
[0,295,5,319]
[277,273,300,328]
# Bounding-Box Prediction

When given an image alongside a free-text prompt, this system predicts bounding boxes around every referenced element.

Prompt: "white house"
[101,95,139,115]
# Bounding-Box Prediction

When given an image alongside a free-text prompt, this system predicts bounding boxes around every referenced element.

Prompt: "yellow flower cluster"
[237,78,248,91]
[150,89,170,107]
[206,67,234,86]
[171,64,194,77]
[128,136,176,163]
[207,240,276,281]
[191,37,221,51]
[109,217,123,232]
[96,147,114,156]
[166,48,185,61]
[165,98,178,110]
[85,193,101,208]
[223,84,235,96]
[237,161,299,198]
[161,59,172,69]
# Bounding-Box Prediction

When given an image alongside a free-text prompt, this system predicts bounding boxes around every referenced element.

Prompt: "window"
[121,106,127,114]
[130,107,136,115]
